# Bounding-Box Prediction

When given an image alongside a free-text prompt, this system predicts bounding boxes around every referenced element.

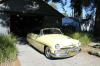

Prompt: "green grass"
[0,34,17,63]
[68,32,92,46]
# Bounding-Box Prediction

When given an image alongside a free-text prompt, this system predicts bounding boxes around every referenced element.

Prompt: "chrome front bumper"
[50,47,81,58]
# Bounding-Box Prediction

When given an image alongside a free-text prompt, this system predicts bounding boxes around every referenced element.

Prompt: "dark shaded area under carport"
[10,13,44,36]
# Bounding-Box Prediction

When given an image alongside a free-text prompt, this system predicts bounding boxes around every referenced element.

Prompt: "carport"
[0,0,64,36]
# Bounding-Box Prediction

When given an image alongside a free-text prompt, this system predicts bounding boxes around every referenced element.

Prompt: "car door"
[27,33,44,52]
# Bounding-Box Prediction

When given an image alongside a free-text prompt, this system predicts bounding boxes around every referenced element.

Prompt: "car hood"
[37,34,80,48]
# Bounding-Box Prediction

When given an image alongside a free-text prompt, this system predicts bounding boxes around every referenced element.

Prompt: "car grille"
[55,47,79,56]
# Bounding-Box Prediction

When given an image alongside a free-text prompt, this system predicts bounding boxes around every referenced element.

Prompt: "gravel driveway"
[16,43,100,66]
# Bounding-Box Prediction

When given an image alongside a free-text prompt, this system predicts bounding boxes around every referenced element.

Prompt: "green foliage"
[69,32,92,46]
[0,34,17,63]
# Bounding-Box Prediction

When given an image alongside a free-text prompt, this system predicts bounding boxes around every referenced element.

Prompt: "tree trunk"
[94,1,100,37]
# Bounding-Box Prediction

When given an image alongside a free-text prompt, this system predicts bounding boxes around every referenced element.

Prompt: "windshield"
[42,28,62,34]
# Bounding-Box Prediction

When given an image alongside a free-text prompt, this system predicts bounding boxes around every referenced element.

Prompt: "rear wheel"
[44,47,52,59]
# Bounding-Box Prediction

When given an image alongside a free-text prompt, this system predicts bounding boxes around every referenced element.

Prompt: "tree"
[81,0,96,32]
[71,0,82,18]
[93,0,100,36]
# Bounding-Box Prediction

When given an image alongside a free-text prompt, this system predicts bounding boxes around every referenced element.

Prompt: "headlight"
[55,44,60,50]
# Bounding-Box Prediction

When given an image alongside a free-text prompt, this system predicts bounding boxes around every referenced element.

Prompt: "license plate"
[68,51,76,56]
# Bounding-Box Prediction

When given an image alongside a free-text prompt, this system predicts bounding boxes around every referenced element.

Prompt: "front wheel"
[44,47,52,59]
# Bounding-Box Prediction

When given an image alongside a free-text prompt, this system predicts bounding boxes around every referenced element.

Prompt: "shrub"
[69,32,92,46]
[0,34,17,63]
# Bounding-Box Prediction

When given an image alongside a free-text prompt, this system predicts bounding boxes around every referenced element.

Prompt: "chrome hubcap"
[45,47,51,58]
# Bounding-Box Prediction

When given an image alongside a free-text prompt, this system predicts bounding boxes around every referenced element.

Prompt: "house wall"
[0,12,10,35]
[43,16,61,28]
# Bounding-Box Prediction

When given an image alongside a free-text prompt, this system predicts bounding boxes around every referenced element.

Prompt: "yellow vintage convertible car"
[27,28,81,59]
